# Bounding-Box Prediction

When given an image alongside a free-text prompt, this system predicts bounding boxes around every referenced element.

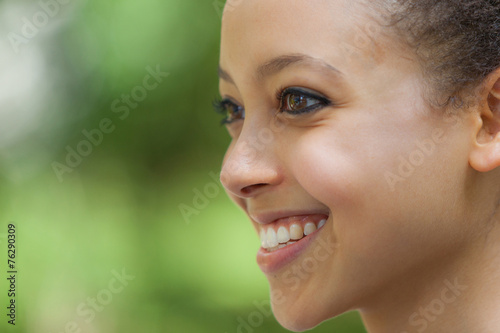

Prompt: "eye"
[277,87,331,115]
[213,98,245,125]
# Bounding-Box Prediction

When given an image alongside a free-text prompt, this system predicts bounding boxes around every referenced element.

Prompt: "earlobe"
[469,75,500,173]
[469,140,500,172]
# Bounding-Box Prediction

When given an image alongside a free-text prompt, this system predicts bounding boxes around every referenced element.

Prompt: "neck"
[360,218,500,333]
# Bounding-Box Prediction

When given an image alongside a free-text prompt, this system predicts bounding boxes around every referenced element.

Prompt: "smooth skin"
[217,0,500,332]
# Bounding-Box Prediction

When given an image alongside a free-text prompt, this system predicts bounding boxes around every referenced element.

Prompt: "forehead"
[220,0,387,78]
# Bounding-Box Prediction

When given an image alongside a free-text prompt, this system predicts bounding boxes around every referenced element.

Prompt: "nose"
[220,126,282,198]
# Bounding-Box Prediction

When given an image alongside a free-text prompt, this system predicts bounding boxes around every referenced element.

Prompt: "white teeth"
[277,226,290,243]
[259,218,328,250]
[267,228,278,248]
[290,224,303,240]
[266,240,298,252]
[304,222,317,236]
[260,229,268,248]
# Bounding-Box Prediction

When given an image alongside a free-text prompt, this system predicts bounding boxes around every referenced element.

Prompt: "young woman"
[214,1,500,332]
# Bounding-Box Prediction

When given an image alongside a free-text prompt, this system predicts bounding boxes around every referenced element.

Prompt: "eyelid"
[279,87,330,103]
[213,96,245,125]
[213,98,234,112]
[213,96,239,109]
[276,86,332,115]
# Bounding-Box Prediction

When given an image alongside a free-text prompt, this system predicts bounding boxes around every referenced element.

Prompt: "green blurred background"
[0,0,366,332]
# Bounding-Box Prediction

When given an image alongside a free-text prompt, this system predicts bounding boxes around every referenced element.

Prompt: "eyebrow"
[218,53,342,84]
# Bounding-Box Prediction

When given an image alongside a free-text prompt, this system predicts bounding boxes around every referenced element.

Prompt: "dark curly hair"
[384,0,500,109]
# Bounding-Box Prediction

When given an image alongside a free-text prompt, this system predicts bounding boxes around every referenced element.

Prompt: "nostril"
[241,183,268,195]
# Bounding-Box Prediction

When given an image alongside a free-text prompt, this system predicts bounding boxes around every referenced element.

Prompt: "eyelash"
[213,87,331,125]
[213,98,245,125]
[275,87,331,115]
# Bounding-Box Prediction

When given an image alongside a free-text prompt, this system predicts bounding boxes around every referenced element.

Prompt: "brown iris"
[285,93,310,112]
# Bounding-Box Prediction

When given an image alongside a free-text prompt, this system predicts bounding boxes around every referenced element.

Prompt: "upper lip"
[249,209,330,225]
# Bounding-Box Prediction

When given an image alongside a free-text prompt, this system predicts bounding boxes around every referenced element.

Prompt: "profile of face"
[217,0,500,332]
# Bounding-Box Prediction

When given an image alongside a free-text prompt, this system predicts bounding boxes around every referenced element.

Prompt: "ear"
[469,71,500,172]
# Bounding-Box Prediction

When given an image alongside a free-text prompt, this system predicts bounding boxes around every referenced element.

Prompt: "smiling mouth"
[259,215,327,252]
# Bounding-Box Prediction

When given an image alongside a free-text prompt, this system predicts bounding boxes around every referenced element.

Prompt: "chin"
[270,289,346,332]
[273,311,321,332]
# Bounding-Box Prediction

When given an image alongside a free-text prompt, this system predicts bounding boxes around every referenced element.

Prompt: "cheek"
[285,121,473,280]
[285,113,465,211]
[287,125,399,209]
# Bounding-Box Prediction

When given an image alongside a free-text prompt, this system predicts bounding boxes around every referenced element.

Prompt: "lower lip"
[256,226,324,274]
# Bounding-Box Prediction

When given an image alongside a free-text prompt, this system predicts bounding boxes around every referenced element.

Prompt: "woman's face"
[218,0,480,331]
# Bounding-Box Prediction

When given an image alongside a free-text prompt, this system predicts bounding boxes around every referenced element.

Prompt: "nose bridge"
[220,119,280,197]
